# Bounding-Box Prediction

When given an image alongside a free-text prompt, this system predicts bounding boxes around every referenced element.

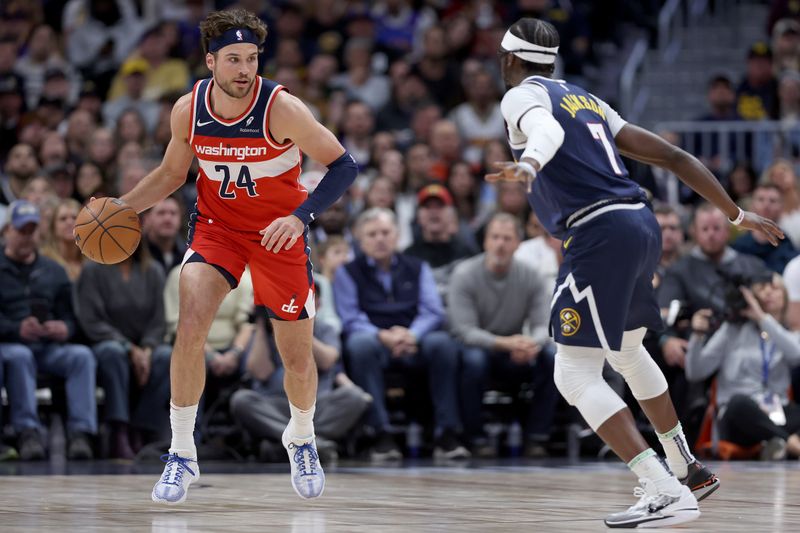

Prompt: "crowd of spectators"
[2,0,800,464]
[647,5,800,221]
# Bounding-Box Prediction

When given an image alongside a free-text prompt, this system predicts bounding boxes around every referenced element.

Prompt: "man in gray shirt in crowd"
[448,212,558,456]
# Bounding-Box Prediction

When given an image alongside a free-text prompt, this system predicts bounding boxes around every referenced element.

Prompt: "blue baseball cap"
[7,200,40,229]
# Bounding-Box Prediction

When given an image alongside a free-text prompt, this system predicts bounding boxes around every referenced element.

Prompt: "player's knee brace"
[554,344,627,431]
[605,328,668,401]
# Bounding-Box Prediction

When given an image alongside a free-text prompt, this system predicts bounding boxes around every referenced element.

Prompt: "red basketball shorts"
[183,214,315,321]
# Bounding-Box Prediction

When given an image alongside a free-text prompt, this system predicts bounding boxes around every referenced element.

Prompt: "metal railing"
[658,0,686,61]
[621,0,716,123]
[655,120,800,174]
[620,37,649,120]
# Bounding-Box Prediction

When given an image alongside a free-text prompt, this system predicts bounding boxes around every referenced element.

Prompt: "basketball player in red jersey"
[116,9,357,504]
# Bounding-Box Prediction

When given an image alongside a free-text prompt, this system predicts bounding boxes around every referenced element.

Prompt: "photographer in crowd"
[657,205,770,422]
[659,205,771,367]
[686,275,800,459]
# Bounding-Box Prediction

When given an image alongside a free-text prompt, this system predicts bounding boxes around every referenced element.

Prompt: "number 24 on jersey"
[215,164,258,199]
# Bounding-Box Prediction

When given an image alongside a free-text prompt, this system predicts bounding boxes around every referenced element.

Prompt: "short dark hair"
[509,18,560,76]
[708,74,733,90]
[199,8,268,55]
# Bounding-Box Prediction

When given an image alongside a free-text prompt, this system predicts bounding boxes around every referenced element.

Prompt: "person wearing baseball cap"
[4,198,40,230]
[406,184,476,268]
[102,57,160,132]
[416,183,454,207]
[737,41,779,120]
[1,199,98,461]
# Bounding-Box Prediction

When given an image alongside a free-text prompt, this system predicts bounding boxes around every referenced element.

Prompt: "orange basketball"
[74,197,141,265]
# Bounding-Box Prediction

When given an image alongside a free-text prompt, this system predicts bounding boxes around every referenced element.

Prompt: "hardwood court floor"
[0,461,798,532]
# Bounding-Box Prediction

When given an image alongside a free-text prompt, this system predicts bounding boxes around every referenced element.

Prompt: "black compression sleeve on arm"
[292,151,358,225]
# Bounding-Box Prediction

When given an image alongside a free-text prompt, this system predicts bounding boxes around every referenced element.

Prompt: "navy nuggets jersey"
[189,76,305,234]
[502,76,644,238]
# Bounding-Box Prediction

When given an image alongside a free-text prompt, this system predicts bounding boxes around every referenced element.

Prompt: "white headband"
[500,30,558,65]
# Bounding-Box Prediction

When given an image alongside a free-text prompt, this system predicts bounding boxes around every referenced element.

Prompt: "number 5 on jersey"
[216,164,258,199]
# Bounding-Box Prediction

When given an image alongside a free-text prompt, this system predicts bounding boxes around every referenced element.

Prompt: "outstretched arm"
[120,94,195,214]
[615,124,783,245]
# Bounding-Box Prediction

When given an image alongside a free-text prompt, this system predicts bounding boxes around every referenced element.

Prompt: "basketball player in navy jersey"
[489,18,784,528]
[109,9,357,504]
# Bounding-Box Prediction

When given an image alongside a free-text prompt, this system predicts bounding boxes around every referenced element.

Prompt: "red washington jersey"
[188,76,305,234]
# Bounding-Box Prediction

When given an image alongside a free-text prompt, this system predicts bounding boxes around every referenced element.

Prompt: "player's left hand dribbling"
[260,215,305,253]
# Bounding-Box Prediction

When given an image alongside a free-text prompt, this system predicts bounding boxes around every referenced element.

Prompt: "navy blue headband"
[209,28,260,53]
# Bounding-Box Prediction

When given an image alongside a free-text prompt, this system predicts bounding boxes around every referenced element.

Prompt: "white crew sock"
[657,422,695,479]
[168,402,198,459]
[628,448,682,495]
[287,402,316,442]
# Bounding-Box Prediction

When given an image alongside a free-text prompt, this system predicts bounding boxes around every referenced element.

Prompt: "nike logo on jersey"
[309,212,315,221]
[197,119,214,127]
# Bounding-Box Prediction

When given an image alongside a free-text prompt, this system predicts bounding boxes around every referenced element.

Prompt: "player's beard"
[216,76,255,99]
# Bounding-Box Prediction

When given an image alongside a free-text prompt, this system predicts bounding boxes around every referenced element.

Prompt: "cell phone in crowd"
[29,300,51,322]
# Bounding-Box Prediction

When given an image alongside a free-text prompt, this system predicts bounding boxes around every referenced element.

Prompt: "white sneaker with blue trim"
[151,453,200,505]
[282,426,325,499]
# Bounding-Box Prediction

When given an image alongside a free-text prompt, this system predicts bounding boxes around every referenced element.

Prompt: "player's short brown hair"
[199,8,268,54]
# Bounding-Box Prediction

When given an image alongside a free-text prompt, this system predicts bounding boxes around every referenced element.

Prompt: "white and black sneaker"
[604,479,700,529]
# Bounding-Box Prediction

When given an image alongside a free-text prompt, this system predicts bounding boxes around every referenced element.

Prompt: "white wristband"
[516,161,536,177]
[729,207,745,226]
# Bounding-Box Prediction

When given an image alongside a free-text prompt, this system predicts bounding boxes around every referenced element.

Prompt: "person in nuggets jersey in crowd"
[112,9,356,504]
[489,18,784,528]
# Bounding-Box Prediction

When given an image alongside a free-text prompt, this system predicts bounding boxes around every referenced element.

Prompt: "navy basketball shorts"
[550,205,663,351]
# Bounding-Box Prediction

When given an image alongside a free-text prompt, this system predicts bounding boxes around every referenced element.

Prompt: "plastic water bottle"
[507,421,522,458]
[406,422,422,458]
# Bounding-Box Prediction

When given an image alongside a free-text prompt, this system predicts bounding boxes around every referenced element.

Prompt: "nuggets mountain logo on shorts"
[559,308,581,336]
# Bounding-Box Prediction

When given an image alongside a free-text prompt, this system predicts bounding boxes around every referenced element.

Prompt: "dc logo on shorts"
[282,295,299,314]
[559,308,581,336]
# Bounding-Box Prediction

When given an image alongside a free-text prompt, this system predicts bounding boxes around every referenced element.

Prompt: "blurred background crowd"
[3,0,800,466]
